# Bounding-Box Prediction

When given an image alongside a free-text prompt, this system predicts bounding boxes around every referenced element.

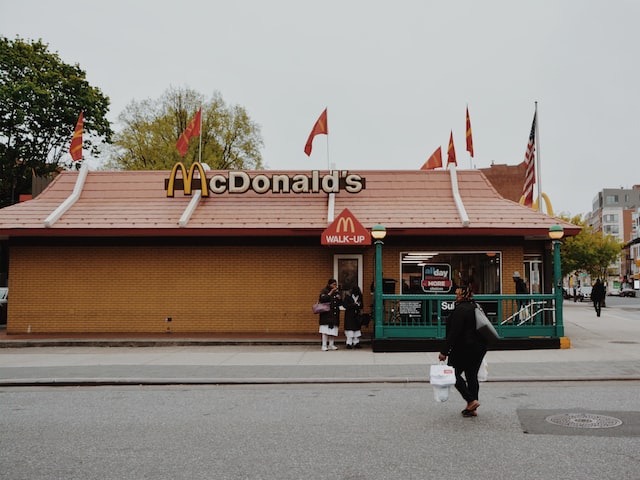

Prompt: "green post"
[549,224,565,337]
[371,224,387,336]
[374,239,383,331]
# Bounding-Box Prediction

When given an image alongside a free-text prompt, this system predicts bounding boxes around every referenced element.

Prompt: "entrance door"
[524,256,543,294]
[333,254,363,297]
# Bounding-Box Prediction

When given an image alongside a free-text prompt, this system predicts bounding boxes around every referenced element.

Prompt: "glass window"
[400,251,501,295]
[606,195,619,205]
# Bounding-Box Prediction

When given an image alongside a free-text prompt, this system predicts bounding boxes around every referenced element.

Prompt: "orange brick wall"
[6,242,528,334]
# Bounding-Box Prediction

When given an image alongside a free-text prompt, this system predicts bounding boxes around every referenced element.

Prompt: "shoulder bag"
[312,302,331,314]
[475,304,499,345]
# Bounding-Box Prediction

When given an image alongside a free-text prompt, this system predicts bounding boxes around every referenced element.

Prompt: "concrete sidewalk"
[0,301,639,385]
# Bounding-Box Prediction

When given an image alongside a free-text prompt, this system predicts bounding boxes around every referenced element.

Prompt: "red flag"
[521,112,537,207]
[421,147,442,170]
[176,108,202,157]
[304,108,328,156]
[447,131,457,166]
[69,111,83,161]
[466,106,474,157]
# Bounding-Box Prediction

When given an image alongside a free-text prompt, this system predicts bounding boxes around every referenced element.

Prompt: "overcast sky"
[2,0,639,217]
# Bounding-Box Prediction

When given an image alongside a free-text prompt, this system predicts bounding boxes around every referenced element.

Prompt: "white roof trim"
[43,163,89,228]
[449,164,470,227]
[178,190,202,228]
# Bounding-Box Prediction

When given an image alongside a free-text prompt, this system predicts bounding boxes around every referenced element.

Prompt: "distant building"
[479,162,527,204]
[588,186,640,289]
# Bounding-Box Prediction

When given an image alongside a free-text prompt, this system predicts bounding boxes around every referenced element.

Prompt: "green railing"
[373,294,564,339]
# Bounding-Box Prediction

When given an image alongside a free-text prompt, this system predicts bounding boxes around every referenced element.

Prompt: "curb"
[2,376,639,387]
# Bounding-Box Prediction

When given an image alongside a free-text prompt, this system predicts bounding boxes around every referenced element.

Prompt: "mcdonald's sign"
[322,208,371,245]
[165,162,209,197]
[165,162,367,197]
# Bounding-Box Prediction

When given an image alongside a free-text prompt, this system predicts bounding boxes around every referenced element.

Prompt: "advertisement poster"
[421,264,453,293]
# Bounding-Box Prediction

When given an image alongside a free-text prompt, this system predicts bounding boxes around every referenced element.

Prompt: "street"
[1,381,639,480]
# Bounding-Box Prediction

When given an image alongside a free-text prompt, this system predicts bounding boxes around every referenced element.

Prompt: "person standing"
[343,286,364,349]
[513,271,528,311]
[318,279,342,351]
[438,287,488,417]
[591,279,606,317]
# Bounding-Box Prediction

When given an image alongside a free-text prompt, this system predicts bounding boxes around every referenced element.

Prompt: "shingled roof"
[0,168,579,239]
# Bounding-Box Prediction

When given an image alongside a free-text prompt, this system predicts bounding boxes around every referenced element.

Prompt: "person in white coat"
[343,286,363,349]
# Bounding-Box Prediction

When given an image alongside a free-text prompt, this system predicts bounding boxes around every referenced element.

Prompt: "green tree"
[560,214,623,279]
[110,87,263,170]
[0,36,112,207]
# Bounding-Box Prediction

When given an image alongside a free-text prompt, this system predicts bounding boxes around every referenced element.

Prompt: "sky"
[1,0,639,217]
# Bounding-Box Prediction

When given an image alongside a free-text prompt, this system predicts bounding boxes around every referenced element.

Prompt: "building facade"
[0,166,578,336]
[589,186,640,290]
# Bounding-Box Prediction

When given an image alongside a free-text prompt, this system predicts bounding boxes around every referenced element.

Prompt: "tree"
[109,87,263,170]
[560,214,623,279]
[0,37,112,207]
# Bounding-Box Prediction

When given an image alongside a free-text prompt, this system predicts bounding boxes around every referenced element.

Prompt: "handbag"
[475,304,499,345]
[359,313,371,327]
[312,302,330,314]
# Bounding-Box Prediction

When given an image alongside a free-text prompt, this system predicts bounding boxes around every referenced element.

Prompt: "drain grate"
[545,413,623,429]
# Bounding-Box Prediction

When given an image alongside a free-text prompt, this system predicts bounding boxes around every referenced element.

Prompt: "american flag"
[521,112,536,207]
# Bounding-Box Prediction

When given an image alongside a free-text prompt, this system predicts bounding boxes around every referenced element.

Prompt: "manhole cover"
[545,413,623,429]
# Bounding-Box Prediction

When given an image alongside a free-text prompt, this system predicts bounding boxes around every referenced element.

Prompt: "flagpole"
[198,105,203,164]
[534,101,542,213]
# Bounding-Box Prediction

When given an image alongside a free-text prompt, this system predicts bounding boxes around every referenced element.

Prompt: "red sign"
[321,208,371,245]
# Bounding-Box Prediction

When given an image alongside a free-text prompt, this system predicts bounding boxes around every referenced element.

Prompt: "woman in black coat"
[318,278,342,351]
[438,287,487,417]
[343,286,363,349]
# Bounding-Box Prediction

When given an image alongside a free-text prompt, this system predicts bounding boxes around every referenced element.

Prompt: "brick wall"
[6,242,526,334]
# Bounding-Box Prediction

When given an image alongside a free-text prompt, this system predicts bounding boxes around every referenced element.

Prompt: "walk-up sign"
[321,208,371,245]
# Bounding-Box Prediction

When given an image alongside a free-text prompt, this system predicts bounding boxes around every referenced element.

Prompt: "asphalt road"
[1,381,639,480]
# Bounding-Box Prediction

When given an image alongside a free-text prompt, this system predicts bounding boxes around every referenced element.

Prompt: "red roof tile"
[0,169,579,239]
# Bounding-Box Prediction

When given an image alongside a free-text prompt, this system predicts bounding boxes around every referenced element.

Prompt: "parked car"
[608,288,621,296]
[580,286,592,301]
[620,288,637,298]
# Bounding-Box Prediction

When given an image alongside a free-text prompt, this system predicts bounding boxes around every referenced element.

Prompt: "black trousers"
[448,343,487,403]
[593,299,602,317]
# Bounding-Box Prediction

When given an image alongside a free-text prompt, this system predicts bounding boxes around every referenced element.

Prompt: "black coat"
[591,281,606,302]
[343,293,363,331]
[441,300,484,356]
[318,287,342,328]
[515,278,528,294]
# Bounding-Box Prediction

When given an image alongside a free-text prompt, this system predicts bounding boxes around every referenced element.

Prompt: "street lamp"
[549,224,564,335]
[371,225,387,332]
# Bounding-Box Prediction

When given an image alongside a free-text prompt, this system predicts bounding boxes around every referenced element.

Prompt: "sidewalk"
[0,301,639,385]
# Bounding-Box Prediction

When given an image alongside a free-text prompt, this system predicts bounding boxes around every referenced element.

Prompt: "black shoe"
[346,344,353,349]
[353,343,362,349]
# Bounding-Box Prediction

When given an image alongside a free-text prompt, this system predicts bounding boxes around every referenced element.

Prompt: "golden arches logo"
[336,216,355,233]
[167,162,209,197]
[519,192,554,216]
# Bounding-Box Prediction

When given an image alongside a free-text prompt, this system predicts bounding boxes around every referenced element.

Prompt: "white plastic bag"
[432,385,451,402]
[478,358,488,382]
[430,363,456,385]
[430,363,456,403]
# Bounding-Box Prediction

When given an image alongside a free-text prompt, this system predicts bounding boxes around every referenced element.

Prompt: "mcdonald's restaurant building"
[0,163,578,340]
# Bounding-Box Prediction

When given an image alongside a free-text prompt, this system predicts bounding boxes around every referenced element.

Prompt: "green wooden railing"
[373,294,564,339]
